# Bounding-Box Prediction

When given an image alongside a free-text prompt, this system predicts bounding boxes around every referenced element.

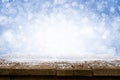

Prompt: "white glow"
[0,0,120,61]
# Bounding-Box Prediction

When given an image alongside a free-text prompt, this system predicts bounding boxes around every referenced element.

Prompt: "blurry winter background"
[0,0,120,61]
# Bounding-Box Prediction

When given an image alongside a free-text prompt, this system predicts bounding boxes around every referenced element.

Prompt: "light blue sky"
[0,0,120,58]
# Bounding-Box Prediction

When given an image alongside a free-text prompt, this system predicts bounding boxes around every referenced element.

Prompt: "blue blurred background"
[0,0,120,58]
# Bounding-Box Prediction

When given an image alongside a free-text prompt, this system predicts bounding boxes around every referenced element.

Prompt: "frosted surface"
[0,0,120,61]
